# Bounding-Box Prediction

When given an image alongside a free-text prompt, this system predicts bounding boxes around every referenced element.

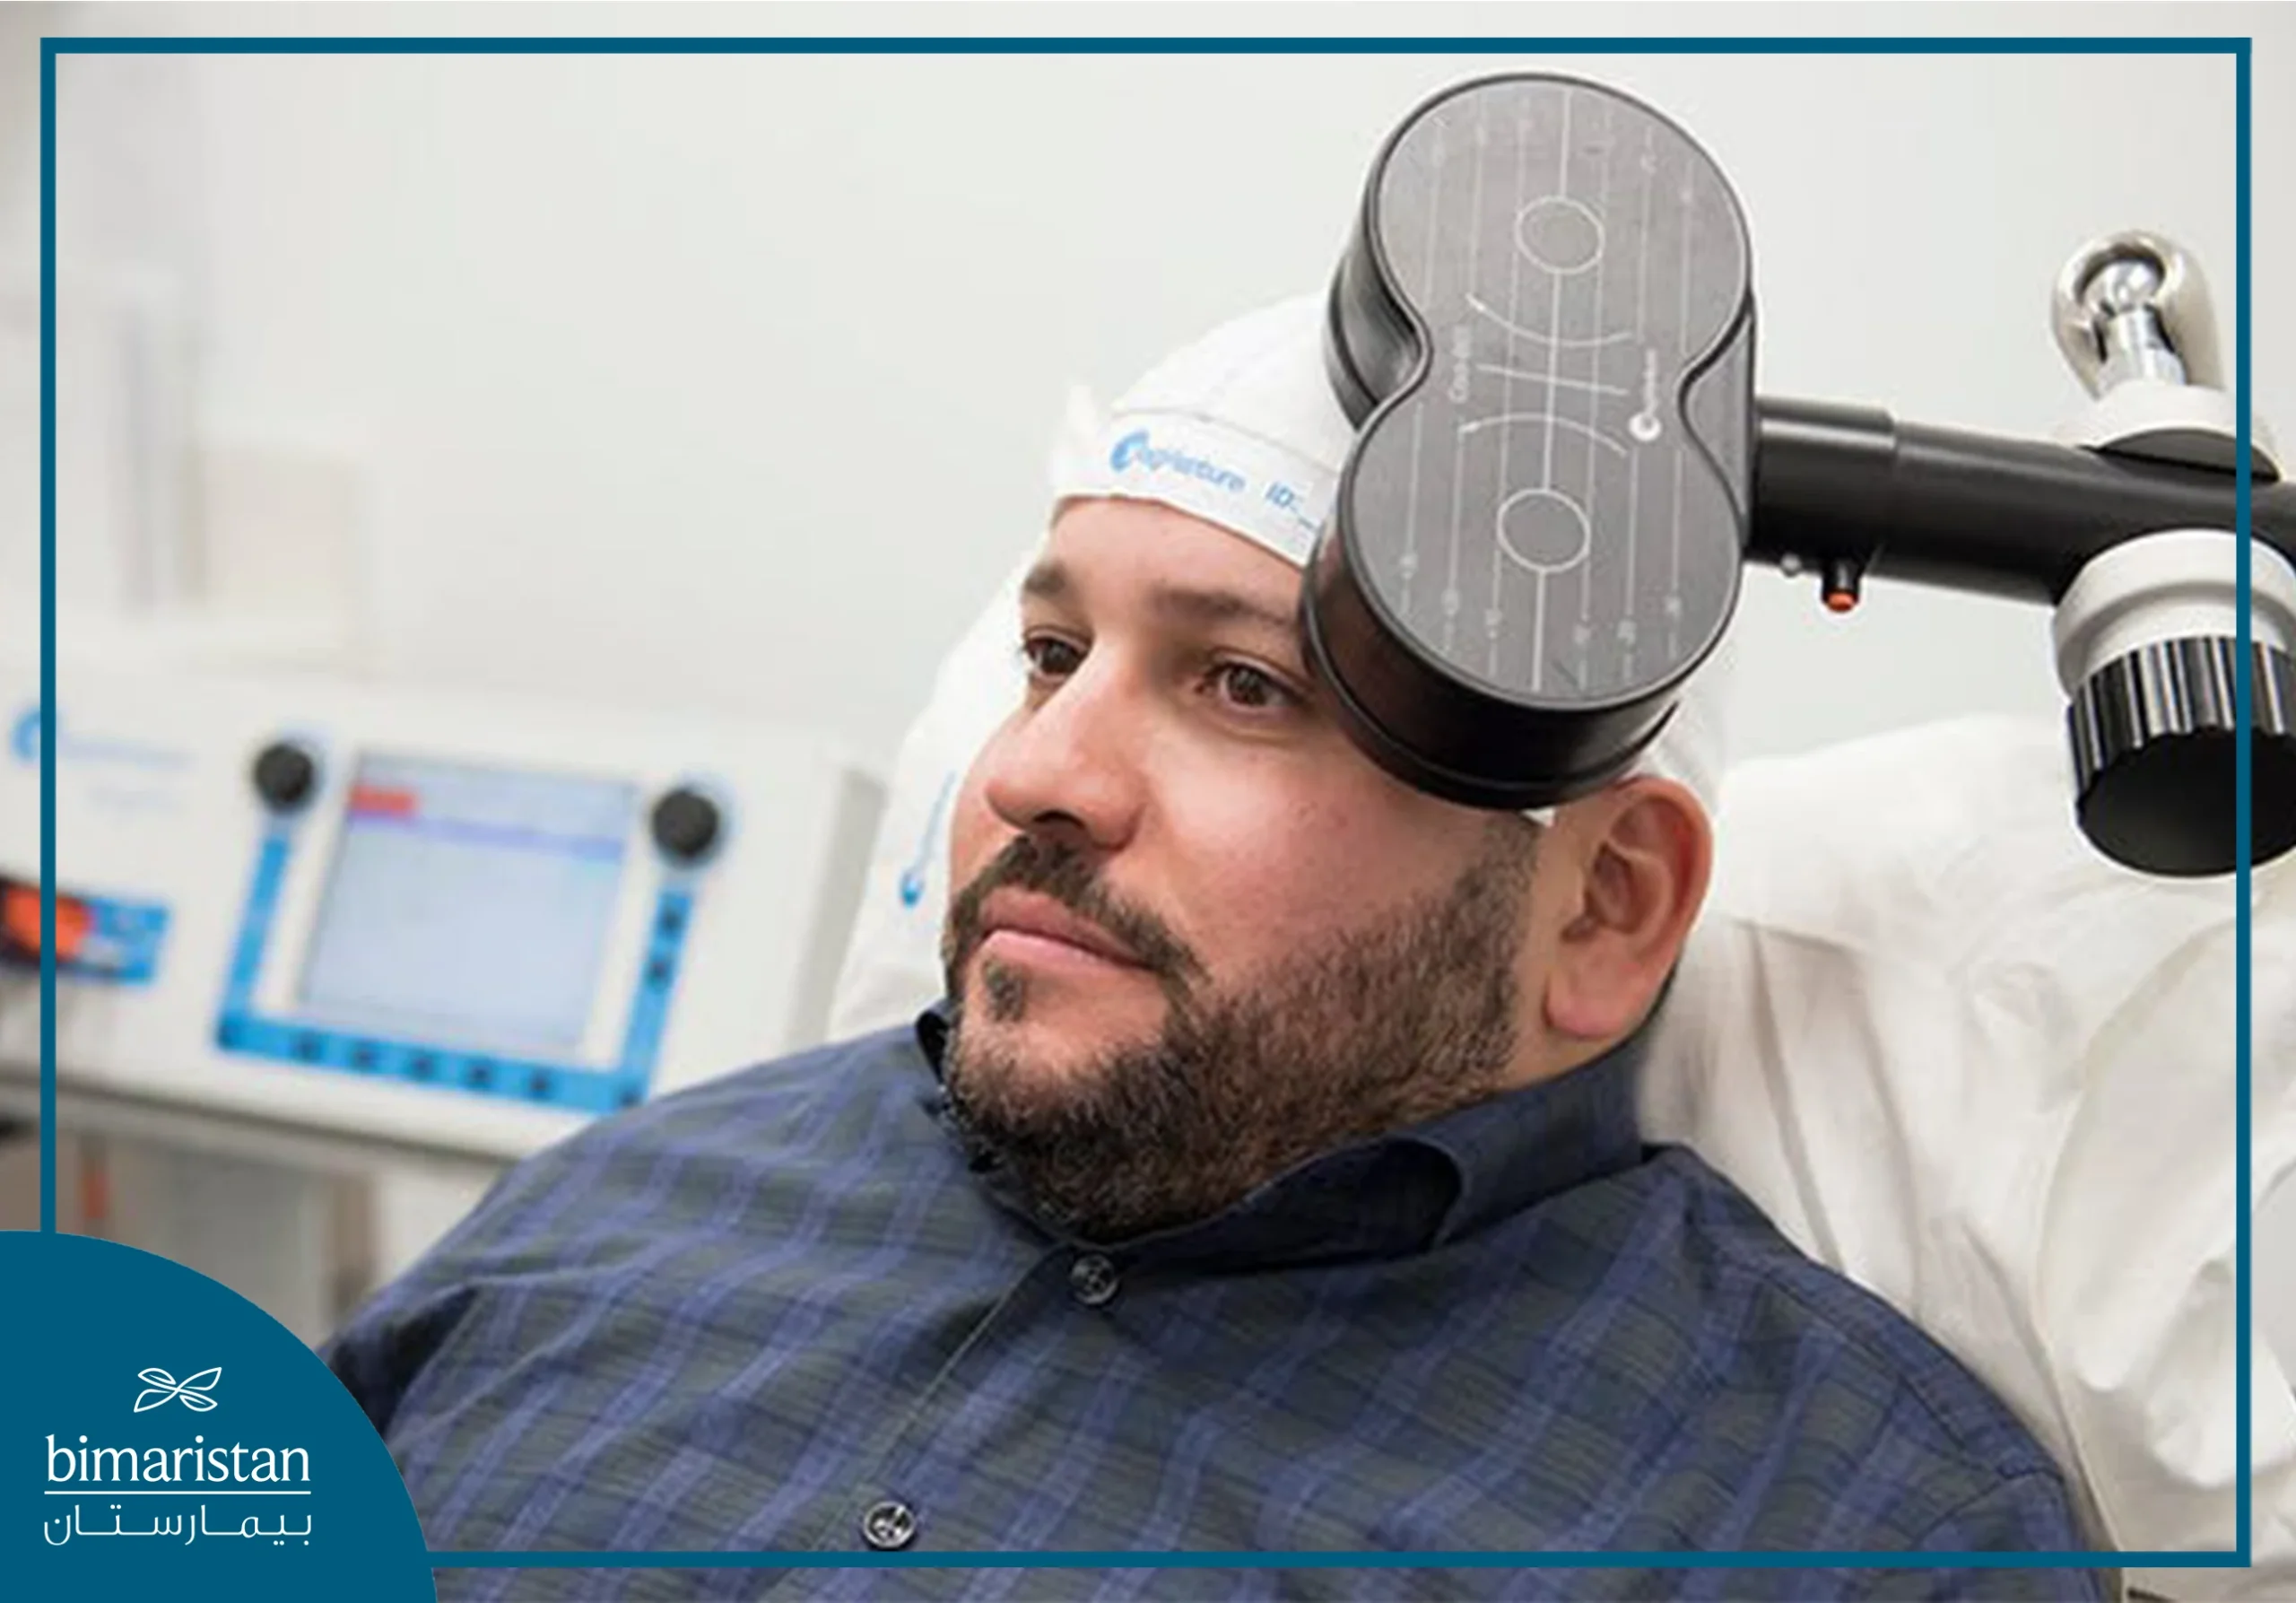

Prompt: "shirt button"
[861,1498,916,1551]
[1070,1251,1119,1307]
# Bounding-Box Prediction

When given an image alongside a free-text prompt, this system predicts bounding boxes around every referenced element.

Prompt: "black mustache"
[944,835,1201,985]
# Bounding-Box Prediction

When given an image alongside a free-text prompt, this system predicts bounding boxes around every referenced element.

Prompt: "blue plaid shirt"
[327,1010,2107,1601]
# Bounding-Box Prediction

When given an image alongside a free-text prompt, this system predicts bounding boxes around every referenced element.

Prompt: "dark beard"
[938,821,1538,1243]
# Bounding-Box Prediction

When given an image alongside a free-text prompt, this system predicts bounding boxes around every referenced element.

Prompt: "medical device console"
[0,650,883,1165]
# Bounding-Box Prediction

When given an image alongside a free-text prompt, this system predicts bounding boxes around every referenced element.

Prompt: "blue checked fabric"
[326,1012,2109,1601]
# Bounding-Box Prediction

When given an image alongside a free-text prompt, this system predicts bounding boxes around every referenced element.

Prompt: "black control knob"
[250,741,319,814]
[2067,635,2296,876]
[649,787,723,865]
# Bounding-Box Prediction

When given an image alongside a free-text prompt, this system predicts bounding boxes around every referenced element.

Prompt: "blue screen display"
[296,754,638,1057]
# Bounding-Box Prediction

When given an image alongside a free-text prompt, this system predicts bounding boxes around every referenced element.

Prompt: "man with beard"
[326,298,2106,1600]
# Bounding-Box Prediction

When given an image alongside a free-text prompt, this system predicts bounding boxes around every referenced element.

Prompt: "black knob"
[649,787,722,864]
[250,741,319,813]
[2067,635,2296,876]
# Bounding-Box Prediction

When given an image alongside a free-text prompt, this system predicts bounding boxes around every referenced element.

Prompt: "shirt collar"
[913,1002,1651,1267]
[1411,1022,1650,1244]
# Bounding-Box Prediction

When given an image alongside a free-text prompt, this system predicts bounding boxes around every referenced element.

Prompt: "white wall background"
[2,0,2293,1468]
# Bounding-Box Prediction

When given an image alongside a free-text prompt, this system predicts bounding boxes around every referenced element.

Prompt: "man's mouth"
[978,890,1147,971]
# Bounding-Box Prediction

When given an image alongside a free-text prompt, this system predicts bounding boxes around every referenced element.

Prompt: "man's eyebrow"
[1022,557,1303,660]
[1022,560,1298,639]
[1145,584,1300,640]
[1020,560,1072,604]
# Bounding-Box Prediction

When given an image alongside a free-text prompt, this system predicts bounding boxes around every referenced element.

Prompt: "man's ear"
[1542,778,1713,1043]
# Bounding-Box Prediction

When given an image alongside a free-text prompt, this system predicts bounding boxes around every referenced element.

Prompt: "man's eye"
[1020,636,1084,681]
[1207,661,1297,712]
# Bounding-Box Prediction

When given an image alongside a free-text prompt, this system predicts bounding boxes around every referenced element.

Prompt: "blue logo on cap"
[1109,430,1248,494]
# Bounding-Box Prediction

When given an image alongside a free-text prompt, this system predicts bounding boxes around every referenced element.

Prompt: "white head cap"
[1048,293,1735,823]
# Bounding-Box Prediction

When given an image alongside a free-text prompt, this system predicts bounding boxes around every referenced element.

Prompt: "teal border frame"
[38,30,2256,1577]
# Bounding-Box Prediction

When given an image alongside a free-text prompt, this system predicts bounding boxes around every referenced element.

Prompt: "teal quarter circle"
[0,1231,434,1603]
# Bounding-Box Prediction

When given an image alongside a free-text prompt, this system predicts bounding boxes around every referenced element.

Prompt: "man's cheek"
[1209,867,1358,964]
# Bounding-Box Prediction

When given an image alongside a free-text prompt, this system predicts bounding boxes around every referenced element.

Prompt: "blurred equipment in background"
[0,640,883,1340]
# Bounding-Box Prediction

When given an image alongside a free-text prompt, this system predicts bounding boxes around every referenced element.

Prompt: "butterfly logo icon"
[134,1367,222,1413]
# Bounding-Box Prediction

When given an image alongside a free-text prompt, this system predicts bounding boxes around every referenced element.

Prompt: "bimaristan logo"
[41,1365,315,1548]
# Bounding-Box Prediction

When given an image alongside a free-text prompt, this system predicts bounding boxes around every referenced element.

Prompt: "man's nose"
[978,657,1147,854]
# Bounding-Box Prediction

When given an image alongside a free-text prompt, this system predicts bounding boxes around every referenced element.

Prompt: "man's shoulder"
[321,1019,971,1445]
[508,1019,932,1173]
[1151,1136,2100,1569]
[1521,1144,2090,1550]
[571,1019,931,1146]
[416,1020,947,1266]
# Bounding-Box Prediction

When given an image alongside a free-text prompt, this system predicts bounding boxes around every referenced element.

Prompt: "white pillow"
[1641,717,2295,1598]
[828,568,2296,1595]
